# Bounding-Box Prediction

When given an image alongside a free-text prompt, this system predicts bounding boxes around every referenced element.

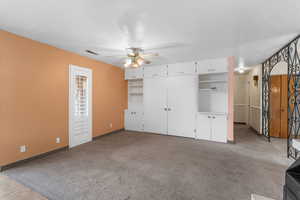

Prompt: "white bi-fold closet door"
[167,76,198,138]
[69,65,92,148]
[143,77,168,134]
[143,75,198,138]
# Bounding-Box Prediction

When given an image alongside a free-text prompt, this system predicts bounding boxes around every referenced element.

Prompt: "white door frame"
[69,65,92,148]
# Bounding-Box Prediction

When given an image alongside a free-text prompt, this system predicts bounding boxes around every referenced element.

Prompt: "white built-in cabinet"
[143,75,198,138]
[125,110,143,131]
[168,62,196,76]
[196,113,227,143]
[196,58,227,74]
[124,59,229,143]
[167,76,198,138]
[125,67,143,80]
[143,65,167,78]
[143,77,168,134]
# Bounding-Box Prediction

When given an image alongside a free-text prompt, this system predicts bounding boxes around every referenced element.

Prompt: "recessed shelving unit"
[128,79,143,109]
[198,80,228,83]
[198,72,228,113]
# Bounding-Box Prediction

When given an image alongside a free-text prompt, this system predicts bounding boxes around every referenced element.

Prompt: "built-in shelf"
[198,111,228,116]
[198,72,228,114]
[199,89,226,93]
[198,80,227,83]
[129,93,143,96]
[128,85,143,88]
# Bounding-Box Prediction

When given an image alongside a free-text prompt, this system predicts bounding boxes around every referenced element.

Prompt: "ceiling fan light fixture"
[136,57,144,65]
[124,59,132,68]
[132,62,139,68]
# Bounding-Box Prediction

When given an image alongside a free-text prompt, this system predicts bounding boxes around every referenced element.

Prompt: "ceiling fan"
[123,47,158,68]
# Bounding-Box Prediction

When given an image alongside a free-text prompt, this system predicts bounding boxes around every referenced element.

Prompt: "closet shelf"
[128,85,143,88]
[199,89,227,93]
[198,80,227,83]
[129,93,143,96]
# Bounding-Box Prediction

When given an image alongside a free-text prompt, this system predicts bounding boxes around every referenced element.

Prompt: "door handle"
[212,116,215,119]
[208,116,211,118]
[164,108,167,111]
[168,108,171,111]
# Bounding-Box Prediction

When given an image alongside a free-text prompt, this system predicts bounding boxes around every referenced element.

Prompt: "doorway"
[269,75,288,138]
[69,65,92,148]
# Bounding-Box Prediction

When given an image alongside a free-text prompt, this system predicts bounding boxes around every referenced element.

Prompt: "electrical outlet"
[109,123,113,128]
[20,145,26,153]
[56,137,61,144]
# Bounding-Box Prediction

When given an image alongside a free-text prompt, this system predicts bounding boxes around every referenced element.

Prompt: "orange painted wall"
[0,30,127,166]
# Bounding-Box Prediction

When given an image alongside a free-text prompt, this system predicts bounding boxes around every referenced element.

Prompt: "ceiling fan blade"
[140,53,159,58]
[143,59,151,64]
[103,54,127,58]
[143,43,188,51]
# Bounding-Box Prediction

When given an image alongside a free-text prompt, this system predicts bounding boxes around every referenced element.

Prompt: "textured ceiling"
[0,0,299,68]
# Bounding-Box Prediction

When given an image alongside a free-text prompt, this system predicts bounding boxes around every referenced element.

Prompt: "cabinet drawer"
[197,58,228,74]
[144,65,167,78]
[168,62,196,76]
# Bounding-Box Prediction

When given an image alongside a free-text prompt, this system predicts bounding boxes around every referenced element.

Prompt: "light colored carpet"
[4,125,291,200]
[0,174,47,200]
[251,194,275,200]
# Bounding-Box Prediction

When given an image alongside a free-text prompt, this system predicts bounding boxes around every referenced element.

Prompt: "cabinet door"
[211,115,227,143]
[168,62,196,76]
[125,67,143,80]
[144,65,167,78]
[131,111,144,132]
[125,110,143,131]
[197,58,227,74]
[196,114,211,140]
[167,76,198,138]
[212,58,228,73]
[143,78,168,134]
[124,110,134,130]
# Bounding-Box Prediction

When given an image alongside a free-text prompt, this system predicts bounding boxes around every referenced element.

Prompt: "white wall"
[247,65,261,133]
[234,73,249,123]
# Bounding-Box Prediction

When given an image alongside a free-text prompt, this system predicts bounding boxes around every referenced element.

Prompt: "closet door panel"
[124,110,134,130]
[167,76,198,138]
[143,78,168,134]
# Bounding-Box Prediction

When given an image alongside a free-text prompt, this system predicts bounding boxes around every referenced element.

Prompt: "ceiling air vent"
[85,50,99,55]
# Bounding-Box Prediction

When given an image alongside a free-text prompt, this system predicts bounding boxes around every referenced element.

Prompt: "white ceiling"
[0,0,300,68]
